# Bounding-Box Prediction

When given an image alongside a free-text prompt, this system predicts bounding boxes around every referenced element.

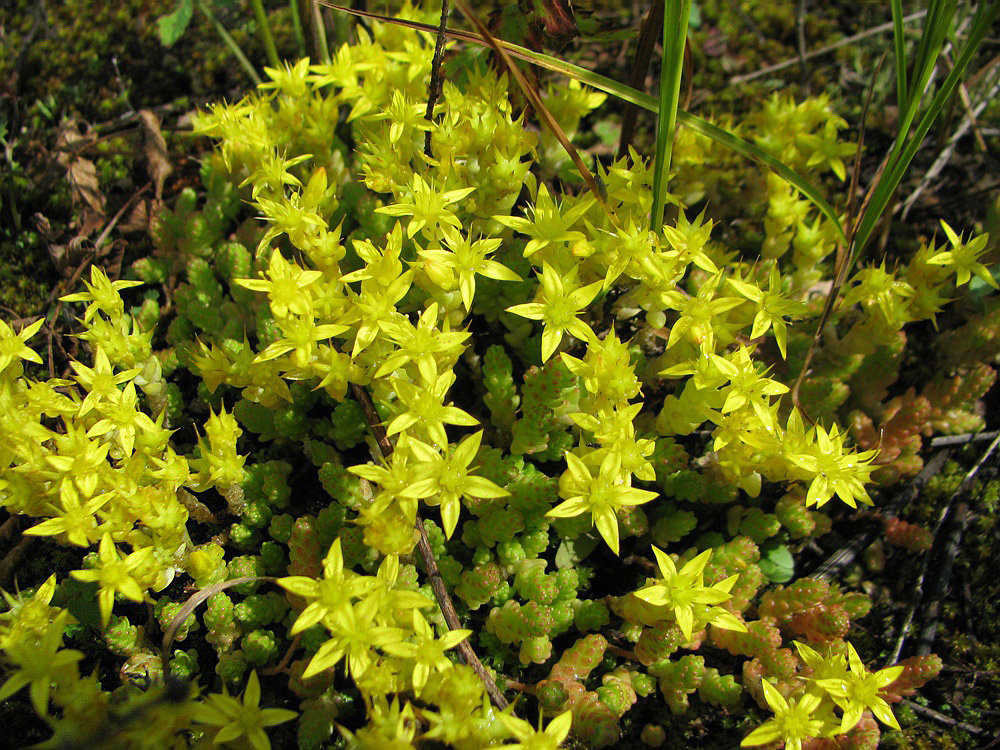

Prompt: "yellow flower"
[301,596,402,679]
[381,611,471,694]
[633,547,746,641]
[192,670,297,750]
[507,263,602,362]
[928,221,997,288]
[24,481,110,547]
[69,346,142,418]
[60,266,143,322]
[385,364,478,449]
[374,302,471,381]
[70,533,154,627]
[375,173,474,240]
[547,450,657,555]
[710,346,788,431]
[741,680,827,750]
[498,709,573,750]
[418,227,521,310]
[399,431,509,539]
[279,538,371,635]
[727,265,806,358]
[787,419,878,509]
[0,317,44,375]
[494,182,593,258]
[234,250,323,319]
[0,615,83,716]
[814,642,904,733]
[85,381,158,457]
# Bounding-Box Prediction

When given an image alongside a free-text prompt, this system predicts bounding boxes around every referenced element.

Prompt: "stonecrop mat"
[1,1,998,749]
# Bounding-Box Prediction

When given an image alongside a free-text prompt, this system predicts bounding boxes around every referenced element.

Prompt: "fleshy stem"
[263,634,303,676]
[348,382,509,709]
[423,0,451,157]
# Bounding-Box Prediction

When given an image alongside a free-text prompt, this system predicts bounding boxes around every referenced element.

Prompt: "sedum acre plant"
[1,2,996,749]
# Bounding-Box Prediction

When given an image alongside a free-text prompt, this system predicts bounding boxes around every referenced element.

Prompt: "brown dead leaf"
[34,211,81,276]
[138,109,172,201]
[55,119,106,218]
[53,118,108,256]
[118,198,149,234]
[67,158,105,215]
[176,488,217,524]
[533,0,579,51]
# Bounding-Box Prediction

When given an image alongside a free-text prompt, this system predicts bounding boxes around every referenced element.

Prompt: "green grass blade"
[289,0,307,59]
[852,1,999,256]
[320,2,846,242]
[469,30,846,242]
[675,110,846,243]
[650,0,690,233]
[196,0,262,85]
[519,48,847,243]
[890,0,908,112]
[893,0,956,154]
[311,0,331,63]
[250,0,282,69]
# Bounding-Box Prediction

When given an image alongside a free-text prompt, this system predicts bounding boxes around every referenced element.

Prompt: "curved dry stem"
[348,382,509,710]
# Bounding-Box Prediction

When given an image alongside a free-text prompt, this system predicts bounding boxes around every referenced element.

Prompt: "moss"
[0,0,301,121]
[0,234,53,316]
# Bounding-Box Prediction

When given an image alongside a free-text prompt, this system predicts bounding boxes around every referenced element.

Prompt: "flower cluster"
[0,4,989,749]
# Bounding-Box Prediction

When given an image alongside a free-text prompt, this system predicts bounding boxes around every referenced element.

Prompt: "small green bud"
[269,514,294,543]
[243,628,279,666]
[168,649,199,680]
[216,649,248,685]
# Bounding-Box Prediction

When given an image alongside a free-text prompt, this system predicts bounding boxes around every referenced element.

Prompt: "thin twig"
[4,0,47,136]
[161,577,275,673]
[966,51,1000,90]
[790,50,889,416]
[43,182,149,313]
[311,0,331,64]
[953,68,988,153]
[914,497,971,656]
[915,432,1000,658]
[796,0,810,91]
[38,182,152,381]
[727,0,766,46]
[0,536,34,588]
[92,182,151,255]
[0,515,21,543]
[617,1,663,161]
[348,383,392,457]
[606,644,639,662]
[263,634,303,676]
[451,0,617,220]
[730,10,928,84]
[504,678,534,693]
[807,449,950,581]
[889,433,1000,664]
[348,382,508,710]
[901,699,986,736]
[930,430,1000,448]
[195,0,262,85]
[900,72,1000,220]
[423,0,451,158]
